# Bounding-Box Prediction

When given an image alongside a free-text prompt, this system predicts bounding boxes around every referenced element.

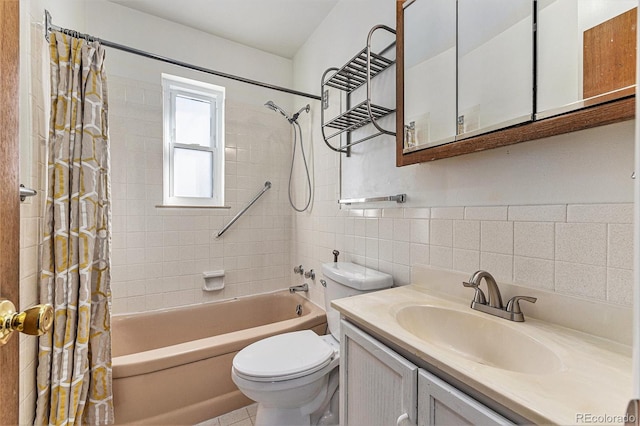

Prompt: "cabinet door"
[457,0,534,138]
[341,320,418,426]
[418,370,513,426]
[402,0,457,150]
[536,1,637,119]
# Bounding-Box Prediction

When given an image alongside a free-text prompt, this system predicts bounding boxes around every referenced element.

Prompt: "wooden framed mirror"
[397,0,636,167]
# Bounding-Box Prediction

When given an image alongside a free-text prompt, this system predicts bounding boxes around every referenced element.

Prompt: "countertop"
[332,284,633,425]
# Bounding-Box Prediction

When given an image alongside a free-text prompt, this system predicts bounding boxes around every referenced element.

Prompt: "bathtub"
[111,290,327,425]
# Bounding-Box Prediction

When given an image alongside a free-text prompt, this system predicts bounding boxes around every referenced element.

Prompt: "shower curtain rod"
[43,10,321,101]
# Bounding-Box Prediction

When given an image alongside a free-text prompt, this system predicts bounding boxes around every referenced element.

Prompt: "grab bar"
[338,194,406,205]
[216,181,271,238]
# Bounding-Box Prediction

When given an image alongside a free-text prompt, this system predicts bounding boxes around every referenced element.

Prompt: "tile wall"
[108,75,294,314]
[336,204,632,304]
[294,128,633,310]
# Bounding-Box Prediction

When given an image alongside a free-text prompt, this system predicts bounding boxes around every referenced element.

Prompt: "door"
[340,320,418,426]
[0,0,21,424]
[456,0,534,138]
[417,370,512,426]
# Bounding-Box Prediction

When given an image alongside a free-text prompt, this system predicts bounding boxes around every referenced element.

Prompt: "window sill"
[155,205,231,209]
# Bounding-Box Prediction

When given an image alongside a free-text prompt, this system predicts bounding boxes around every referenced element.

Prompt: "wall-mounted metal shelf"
[321,25,396,154]
[324,48,396,93]
[323,100,395,138]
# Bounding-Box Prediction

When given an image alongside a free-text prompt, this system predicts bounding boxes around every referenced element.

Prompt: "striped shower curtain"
[34,32,114,425]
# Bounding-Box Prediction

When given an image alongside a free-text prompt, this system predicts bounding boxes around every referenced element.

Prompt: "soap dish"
[202,270,224,291]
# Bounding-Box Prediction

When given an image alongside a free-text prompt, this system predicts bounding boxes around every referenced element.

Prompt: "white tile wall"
[508,204,566,222]
[296,177,633,310]
[514,222,554,260]
[480,221,513,255]
[108,75,294,314]
[453,220,480,250]
[465,206,507,221]
[608,224,633,269]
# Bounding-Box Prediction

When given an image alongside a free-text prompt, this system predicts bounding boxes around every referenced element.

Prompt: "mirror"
[397,0,635,166]
[402,0,456,151]
[537,0,637,118]
[457,0,534,138]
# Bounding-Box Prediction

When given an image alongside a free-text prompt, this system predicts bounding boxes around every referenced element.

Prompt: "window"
[162,74,225,206]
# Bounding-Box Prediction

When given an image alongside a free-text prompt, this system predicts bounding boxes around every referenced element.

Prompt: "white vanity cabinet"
[341,320,513,426]
[340,320,418,426]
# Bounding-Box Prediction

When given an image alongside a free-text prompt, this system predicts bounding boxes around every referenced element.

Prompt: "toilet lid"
[233,330,335,382]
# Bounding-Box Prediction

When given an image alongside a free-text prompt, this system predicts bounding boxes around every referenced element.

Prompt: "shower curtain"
[35,32,114,425]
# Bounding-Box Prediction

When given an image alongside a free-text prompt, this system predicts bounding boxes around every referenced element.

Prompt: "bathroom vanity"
[341,320,514,425]
[333,266,632,425]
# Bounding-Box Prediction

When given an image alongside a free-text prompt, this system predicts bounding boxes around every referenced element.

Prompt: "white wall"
[85,0,295,108]
[292,0,634,313]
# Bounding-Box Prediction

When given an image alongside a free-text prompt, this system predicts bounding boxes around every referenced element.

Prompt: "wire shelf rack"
[320,24,397,154]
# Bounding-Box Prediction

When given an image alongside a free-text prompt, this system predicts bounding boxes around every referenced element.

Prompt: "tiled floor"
[196,404,258,426]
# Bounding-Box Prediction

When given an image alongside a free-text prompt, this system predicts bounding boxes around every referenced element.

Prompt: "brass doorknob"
[0,299,53,346]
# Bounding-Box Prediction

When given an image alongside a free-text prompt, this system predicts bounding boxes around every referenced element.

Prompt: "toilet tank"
[321,262,393,341]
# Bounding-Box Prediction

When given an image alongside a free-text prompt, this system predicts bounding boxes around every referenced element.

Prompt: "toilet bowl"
[232,261,393,426]
[232,331,340,426]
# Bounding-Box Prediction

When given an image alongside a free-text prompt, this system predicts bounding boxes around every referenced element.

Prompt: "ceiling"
[108,0,339,58]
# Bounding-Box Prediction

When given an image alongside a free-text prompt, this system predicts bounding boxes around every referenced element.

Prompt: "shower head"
[264,101,311,123]
[264,101,291,120]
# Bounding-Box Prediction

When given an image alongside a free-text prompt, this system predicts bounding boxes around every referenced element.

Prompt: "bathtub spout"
[289,283,309,293]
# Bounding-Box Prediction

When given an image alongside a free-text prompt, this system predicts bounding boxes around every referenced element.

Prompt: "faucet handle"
[463,281,487,305]
[505,296,537,314]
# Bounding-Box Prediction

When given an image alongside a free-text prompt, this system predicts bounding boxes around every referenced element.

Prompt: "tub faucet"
[463,270,537,322]
[289,283,309,293]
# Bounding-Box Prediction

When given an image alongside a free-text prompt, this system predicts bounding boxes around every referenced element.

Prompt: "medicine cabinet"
[397,0,636,166]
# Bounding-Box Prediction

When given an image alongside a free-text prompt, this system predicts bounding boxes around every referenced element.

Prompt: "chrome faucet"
[463,270,536,322]
[464,270,503,308]
[289,283,309,293]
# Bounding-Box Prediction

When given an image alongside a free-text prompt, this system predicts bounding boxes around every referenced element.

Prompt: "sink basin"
[395,305,563,374]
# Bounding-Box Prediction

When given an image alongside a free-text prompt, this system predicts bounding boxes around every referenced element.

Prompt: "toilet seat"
[233,330,335,382]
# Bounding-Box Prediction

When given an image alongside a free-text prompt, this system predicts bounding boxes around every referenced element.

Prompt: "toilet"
[231,261,393,426]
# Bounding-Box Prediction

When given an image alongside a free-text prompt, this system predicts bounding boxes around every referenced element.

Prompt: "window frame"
[162,74,225,207]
